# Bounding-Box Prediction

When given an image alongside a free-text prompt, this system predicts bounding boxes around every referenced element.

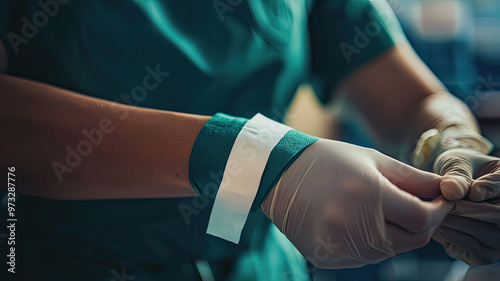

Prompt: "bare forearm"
[337,43,478,158]
[0,74,208,199]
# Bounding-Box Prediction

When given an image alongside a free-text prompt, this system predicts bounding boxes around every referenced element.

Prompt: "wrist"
[189,113,318,243]
[178,114,211,191]
[439,125,491,152]
[412,124,493,170]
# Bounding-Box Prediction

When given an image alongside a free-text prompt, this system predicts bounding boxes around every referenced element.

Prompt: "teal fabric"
[189,113,249,198]
[0,0,310,118]
[0,1,404,280]
[308,0,406,102]
[251,130,319,211]
[189,113,318,211]
[227,224,311,281]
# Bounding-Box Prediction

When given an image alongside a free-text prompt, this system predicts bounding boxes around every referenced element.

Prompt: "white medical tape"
[206,113,291,243]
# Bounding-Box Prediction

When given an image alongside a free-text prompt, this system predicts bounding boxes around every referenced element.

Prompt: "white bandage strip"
[206,113,292,244]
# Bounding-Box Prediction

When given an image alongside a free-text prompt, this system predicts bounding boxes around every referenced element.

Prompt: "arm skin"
[335,41,478,159]
[0,41,207,199]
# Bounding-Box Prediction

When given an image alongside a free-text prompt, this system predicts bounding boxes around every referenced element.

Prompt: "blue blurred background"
[396,0,500,100]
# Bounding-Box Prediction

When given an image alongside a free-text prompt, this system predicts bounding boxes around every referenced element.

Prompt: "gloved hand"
[433,200,500,266]
[434,148,500,202]
[433,148,500,265]
[261,139,453,269]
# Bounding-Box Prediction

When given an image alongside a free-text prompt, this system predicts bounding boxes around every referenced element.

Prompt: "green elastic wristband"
[189,113,318,211]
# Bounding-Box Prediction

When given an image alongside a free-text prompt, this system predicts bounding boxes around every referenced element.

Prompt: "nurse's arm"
[0,42,208,199]
[334,42,478,157]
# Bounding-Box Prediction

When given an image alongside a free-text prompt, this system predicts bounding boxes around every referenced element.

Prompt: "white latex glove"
[432,148,500,265]
[433,148,500,202]
[434,199,500,266]
[261,139,454,269]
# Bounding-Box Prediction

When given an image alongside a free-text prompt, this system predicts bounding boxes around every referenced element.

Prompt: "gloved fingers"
[380,172,454,233]
[432,234,450,250]
[385,222,436,255]
[376,153,442,198]
[469,165,500,202]
[433,233,480,266]
[474,156,500,178]
[434,152,474,201]
[440,214,500,249]
[450,200,500,225]
[435,226,500,266]
[440,175,472,202]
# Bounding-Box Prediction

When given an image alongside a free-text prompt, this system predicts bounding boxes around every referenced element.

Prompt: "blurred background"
[287,0,500,280]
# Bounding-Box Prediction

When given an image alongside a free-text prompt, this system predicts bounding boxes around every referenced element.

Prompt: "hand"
[433,200,500,266]
[434,148,500,202]
[432,148,500,265]
[261,139,453,269]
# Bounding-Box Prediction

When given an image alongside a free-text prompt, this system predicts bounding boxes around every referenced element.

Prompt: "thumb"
[440,175,472,202]
[434,153,473,201]
[377,154,442,198]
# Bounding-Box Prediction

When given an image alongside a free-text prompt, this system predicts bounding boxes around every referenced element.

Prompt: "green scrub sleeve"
[308,0,407,103]
[189,113,318,212]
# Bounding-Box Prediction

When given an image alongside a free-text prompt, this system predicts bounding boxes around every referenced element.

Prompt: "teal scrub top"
[0,1,403,280]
